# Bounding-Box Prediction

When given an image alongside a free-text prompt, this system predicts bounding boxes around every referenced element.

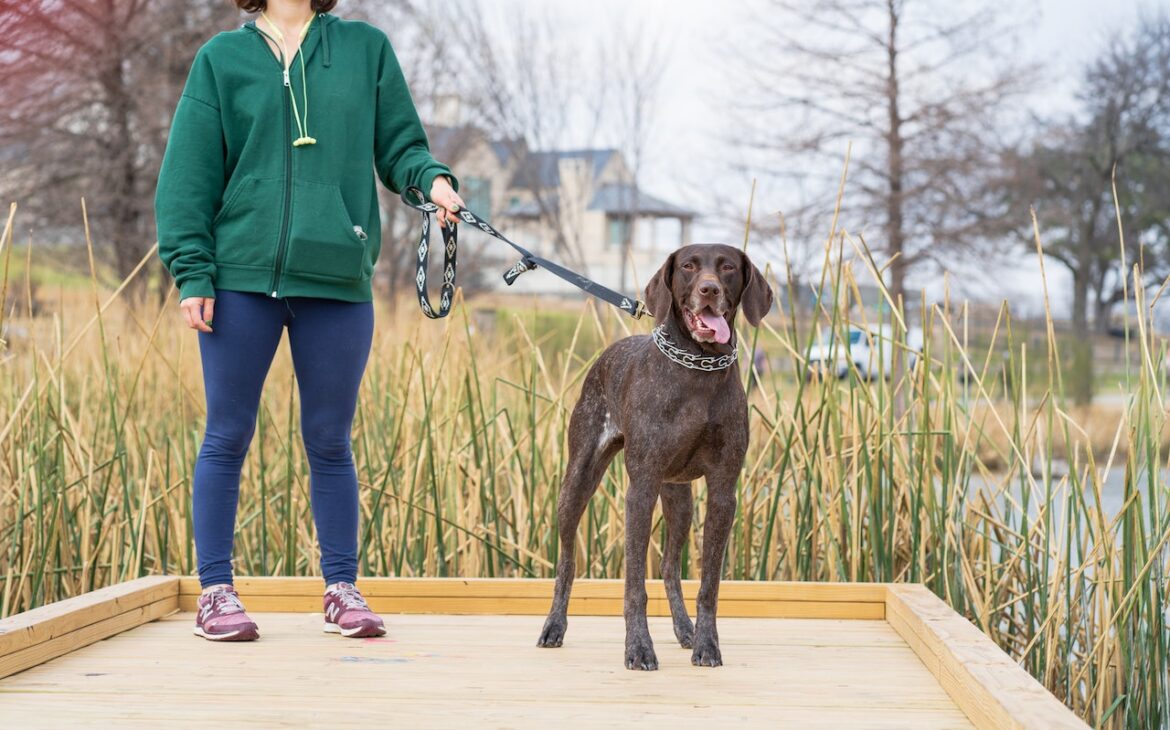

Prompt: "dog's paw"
[673,618,695,649]
[537,616,566,648]
[690,636,722,667]
[624,640,659,671]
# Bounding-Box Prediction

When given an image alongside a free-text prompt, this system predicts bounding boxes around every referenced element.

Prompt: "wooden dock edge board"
[174,577,888,619]
[0,576,179,679]
[884,584,1087,730]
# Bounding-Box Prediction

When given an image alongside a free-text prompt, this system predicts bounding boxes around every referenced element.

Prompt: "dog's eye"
[721,264,736,272]
[681,261,697,271]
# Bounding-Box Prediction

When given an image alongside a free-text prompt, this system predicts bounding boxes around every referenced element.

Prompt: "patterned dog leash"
[400,187,649,320]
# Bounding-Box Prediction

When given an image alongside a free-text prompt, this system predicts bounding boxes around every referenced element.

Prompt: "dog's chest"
[662,419,733,480]
[621,393,738,481]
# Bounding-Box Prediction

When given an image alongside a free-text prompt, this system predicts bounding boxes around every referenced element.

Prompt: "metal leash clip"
[503,256,538,286]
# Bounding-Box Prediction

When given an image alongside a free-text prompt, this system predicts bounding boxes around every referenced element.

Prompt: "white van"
[805,324,923,380]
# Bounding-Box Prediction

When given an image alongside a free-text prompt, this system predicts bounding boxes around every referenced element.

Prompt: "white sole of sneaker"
[192,625,258,641]
[322,621,386,638]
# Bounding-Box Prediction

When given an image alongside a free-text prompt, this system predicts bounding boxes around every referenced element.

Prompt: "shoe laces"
[329,582,369,610]
[204,587,245,616]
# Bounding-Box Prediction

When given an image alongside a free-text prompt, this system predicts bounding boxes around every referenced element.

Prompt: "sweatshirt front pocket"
[211,175,282,270]
[283,179,369,282]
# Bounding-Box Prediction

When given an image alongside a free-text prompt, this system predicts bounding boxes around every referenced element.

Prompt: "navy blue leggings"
[193,288,374,588]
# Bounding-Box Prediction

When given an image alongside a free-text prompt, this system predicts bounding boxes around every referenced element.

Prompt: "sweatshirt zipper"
[270,67,293,298]
[248,21,305,298]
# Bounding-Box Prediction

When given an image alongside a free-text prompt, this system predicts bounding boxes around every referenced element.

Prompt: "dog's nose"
[698,279,721,298]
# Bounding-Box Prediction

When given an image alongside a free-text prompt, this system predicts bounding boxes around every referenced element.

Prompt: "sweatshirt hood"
[243,12,334,147]
[243,11,333,68]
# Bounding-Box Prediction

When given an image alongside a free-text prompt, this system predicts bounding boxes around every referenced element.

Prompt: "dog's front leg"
[623,477,659,671]
[660,484,695,648]
[692,473,737,667]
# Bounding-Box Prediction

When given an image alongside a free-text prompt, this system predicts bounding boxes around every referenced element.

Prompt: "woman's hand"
[430,174,465,228]
[181,296,215,333]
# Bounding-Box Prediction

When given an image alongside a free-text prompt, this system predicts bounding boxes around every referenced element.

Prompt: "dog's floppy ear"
[644,250,678,321]
[739,251,774,326]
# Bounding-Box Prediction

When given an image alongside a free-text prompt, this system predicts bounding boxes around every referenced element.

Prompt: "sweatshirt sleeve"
[154,45,224,301]
[372,31,459,201]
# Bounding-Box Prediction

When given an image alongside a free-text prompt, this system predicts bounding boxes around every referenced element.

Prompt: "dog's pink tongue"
[699,312,731,344]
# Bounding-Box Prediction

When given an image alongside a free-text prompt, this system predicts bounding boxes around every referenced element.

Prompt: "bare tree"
[397,0,609,271]
[608,22,667,291]
[335,0,453,305]
[724,0,1035,305]
[376,0,677,300]
[0,0,241,298]
[1008,12,1170,404]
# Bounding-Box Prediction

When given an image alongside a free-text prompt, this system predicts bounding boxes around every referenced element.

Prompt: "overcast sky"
[473,0,1162,315]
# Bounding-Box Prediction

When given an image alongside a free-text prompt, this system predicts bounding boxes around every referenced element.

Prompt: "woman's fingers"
[181,297,214,332]
[449,192,465,215]
[430,175,463,227]
[181,302,197,330]
[203,298,215,328]
[439,195,464,226]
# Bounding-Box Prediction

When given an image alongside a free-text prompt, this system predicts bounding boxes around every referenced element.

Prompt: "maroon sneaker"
[193,584,260,641]
[323,582,386,638]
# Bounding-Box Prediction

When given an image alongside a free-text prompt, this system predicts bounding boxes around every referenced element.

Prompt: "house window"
[607,215,631,248]
[462,177,492,217]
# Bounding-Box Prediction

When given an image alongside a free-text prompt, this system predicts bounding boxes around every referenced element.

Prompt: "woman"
[154,0,464,641]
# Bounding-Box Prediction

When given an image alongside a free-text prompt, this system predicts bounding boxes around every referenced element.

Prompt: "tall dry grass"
[0,196,1167,728]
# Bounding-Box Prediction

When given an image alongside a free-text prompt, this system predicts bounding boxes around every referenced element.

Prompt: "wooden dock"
[0,577,1086,728]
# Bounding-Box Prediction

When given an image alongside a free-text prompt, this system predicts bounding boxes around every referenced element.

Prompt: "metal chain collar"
[651,325,737,371]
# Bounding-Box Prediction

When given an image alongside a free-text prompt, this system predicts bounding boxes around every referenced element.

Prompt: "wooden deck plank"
[173,578,886,619]
[175,577,889,603]
[0,613,974,729]
[0,597,177,679]
[175,594,885,618]
[0,576,178,655]
[0,576,179,679]
[885,584,1087,730]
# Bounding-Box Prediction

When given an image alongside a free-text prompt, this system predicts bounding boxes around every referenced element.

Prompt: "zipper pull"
[353,225,367,240]
[283,68,290,86]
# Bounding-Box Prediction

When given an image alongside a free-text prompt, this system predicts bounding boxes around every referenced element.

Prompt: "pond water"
[968,465,1168,521]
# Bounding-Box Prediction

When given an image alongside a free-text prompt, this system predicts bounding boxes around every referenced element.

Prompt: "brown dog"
[537,243,774,670]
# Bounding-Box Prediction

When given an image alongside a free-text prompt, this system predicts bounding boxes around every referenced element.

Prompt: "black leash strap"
[401,187,648,320]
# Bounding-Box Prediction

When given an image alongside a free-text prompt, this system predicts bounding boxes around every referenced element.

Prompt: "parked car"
[805,324,923,380]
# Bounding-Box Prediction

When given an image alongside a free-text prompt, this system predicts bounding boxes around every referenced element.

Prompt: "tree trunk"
[884,0,906,305]
[103,27,148,300]
[1069,268,1094,405]
[1066,201,1103,406]
[1093,296,1114,337]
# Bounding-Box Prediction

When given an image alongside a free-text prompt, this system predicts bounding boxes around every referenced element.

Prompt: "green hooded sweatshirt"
[154,11,457,303]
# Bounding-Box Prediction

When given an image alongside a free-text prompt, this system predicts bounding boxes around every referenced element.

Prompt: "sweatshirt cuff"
[178,276,216,300]
[420,166,459,201]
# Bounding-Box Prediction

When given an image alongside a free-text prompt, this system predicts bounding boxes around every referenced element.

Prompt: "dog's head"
[643,244,774,347]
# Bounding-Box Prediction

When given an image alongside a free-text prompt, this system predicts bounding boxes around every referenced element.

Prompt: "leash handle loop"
[402,186,457,319]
